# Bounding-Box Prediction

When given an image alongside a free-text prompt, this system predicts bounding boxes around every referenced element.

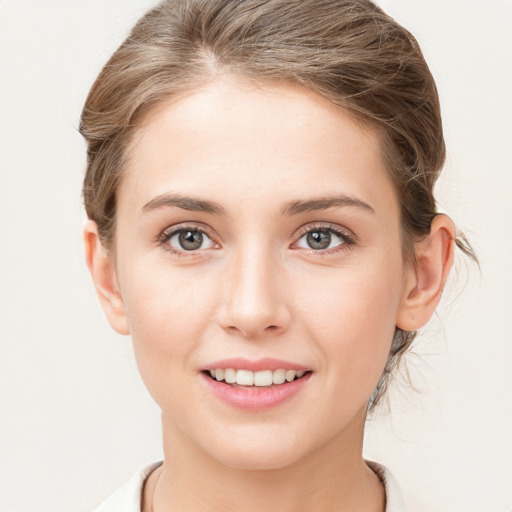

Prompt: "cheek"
[117,262,218,404]
[295,253,404,391]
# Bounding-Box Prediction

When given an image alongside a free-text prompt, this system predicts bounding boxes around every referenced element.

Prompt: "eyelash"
[293,223,356,255]
[157,223,219,257]
[157,222,356,257]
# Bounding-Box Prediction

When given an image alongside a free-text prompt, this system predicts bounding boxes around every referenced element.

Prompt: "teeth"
[236,369,254,386]
[207,368,308,386]
[224,368,236,384]
[285,370,296,382]
[273,369,286,384]
[254,370,273,387]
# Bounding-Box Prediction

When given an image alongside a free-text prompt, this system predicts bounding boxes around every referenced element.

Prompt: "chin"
[212,445,304,471]
[200,423,319,471]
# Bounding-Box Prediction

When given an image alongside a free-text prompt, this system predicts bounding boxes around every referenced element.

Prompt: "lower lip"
[200,372,312,411]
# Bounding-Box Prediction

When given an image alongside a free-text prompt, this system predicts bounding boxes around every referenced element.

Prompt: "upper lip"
[202,357,310,372]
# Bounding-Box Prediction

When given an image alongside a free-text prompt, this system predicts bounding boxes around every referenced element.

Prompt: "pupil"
[307,230,331,250]
[179,230,203,250]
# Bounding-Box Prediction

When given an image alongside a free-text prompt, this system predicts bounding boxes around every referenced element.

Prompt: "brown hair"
[80,0,476,411]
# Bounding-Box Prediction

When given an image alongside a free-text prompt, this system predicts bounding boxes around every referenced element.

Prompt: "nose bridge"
[219,239,289,337]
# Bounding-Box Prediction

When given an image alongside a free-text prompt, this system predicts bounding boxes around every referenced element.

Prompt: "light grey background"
[0,1,510,510]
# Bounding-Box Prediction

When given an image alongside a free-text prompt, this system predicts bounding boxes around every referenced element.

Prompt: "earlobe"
[396,215,455,332]
[84,220,130,335]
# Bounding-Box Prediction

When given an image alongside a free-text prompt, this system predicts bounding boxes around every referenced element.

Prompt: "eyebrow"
[281,194,375,216]
[140,192,375,217]
[141,193,227,216]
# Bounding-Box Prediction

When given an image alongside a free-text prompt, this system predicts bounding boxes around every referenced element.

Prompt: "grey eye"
[306,230,331,249]
[296,229,345,250]
[169,229,214,251]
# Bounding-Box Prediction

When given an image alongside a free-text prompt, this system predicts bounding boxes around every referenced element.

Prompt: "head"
[81,0,472,469]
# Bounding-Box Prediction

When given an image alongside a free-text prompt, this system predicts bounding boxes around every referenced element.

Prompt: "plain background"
[0,0,510,510]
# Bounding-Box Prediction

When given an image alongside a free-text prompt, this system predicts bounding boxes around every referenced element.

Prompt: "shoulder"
[366,460,404,512]
[93,461,162,512]
[367,460,427,512]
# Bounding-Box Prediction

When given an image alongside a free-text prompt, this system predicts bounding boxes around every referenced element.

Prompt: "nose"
[216,244,291,338]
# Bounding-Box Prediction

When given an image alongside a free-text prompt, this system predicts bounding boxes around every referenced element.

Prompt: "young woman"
[81,1,475,510]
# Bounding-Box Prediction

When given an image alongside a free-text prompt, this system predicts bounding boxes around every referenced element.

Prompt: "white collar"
[94,460,404,512]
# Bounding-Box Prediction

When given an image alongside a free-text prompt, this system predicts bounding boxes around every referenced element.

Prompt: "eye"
[166,228,216,251]
[295,227,352,251]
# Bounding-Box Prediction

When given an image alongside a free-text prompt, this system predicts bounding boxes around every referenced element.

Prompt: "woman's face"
[111,79,410,470]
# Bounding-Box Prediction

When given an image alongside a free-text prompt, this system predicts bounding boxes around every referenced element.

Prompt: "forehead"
[120,78,398,218]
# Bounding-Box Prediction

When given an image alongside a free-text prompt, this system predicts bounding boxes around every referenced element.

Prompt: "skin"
[85,78,455,511]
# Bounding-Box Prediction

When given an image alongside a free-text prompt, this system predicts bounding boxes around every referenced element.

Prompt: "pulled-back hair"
[80,0,475,411]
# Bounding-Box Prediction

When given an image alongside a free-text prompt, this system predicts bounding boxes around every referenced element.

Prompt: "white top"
[94,460,405,512]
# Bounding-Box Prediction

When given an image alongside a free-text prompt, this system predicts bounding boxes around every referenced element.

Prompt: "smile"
[207,368,308,387]
[201,364,312,410]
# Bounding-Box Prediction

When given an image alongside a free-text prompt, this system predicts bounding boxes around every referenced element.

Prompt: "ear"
[84,220,130,335]
[396,215,455,331]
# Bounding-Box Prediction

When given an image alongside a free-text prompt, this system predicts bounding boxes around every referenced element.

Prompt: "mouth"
[203,368,312,388]
[200,358,313,410]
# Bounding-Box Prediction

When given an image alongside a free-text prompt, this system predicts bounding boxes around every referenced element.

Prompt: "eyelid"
[155,221,356,256]
[291,222,357,252]
[157,222,221,254]
[293,222,356,242]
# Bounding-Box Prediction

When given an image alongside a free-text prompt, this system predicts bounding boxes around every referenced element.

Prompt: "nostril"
[225,324,279,336]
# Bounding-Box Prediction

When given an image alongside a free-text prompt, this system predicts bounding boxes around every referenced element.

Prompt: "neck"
[146,406,385,512]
